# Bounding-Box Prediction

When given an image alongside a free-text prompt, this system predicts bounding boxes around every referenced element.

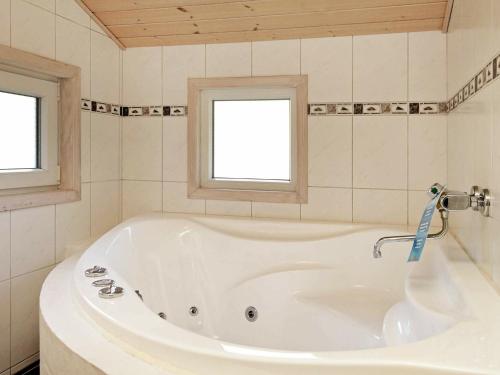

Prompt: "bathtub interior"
[91,216,467,352]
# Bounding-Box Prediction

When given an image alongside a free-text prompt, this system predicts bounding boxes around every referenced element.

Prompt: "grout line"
[351,34,355,209]
[406,33,410,226]
[9,209,12,375]
[161,46,164,212]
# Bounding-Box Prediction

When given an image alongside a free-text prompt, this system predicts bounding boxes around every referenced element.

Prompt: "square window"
[212,99,291,181]
[0,91,39,170]
[188,76,308,204]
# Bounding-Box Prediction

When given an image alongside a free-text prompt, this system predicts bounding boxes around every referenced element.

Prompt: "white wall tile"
[491,81,500,220]
[55,0,90,27]
[11,267,52,366]
[308,116,352,188]
[90,18,107,35]
[408,116,447,190]
[11,0,55,58]
[0,0,10,46]
[0,280,9,373]
[122,181,162,220]
[24,0,55,12]
[55,16,91,98]
[301,36,352,102]
[91,181,121,238]
[163,117,187,182]
[206,42,251,77]
[122,117,162,181]
[11,206,55,277]
[353,33,407,101]
[123,47,162,105]
[163,44,205,104]
[0,212,9,282]
[353,189,407,225]
[91,31,120,104]
[301,187,352,222]
[353,116,407,189]
[55,183,91,262]
[90,113,120,182]
[409,31,447,101]
[81,112,91,183]
[252,202,300,220]
[252,40,300,76]
[206,200,251,217]
[163,182,205,214]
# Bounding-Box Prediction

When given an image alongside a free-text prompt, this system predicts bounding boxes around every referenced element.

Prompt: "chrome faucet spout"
[373,209,448,259]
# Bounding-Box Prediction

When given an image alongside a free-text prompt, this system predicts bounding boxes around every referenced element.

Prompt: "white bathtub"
[41,214,500,375]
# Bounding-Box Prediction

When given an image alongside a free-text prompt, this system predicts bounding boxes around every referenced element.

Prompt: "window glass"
[212,99,291,181]
[0,91,38,170]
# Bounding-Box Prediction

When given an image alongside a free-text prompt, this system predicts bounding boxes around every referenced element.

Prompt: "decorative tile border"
[80,99,188,117]
[448,53,500,112]
[82,98,446,118]
[308,102,447,116]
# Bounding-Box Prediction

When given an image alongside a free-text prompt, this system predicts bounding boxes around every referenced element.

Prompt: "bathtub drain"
[245,306,258,322]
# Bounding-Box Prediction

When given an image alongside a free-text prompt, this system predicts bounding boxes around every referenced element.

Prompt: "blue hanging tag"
[408,186,445,262]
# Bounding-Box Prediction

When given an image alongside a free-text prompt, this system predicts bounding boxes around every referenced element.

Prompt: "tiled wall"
[0,5,451,374]
[121,32,447,225]
[0,1,122,374]
[446,0,500,288]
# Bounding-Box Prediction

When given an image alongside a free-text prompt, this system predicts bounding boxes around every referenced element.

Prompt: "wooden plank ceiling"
[77,0,453,49]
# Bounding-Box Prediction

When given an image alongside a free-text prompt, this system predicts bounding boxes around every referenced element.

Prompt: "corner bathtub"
[40,214,500,375]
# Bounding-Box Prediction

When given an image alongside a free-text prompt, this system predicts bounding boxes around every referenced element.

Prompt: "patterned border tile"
[81,99,189,117]
[308,102,446,116]
[82,98,446,118]
[449,52,500,112]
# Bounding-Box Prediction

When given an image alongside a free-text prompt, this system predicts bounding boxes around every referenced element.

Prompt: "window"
[188,76,308,203]
[0,91,39,170]
[0,69,59,191]
[0,44,81,211]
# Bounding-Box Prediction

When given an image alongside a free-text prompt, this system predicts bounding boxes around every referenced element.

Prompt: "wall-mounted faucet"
[373,184,491,259]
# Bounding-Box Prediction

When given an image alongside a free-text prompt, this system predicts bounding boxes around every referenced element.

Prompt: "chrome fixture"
[84,265,107,277]
[245,306,258,322]
[373,184,491,259]
[92,279,114,287]
[189,306,198,316]
[98,285,124,299]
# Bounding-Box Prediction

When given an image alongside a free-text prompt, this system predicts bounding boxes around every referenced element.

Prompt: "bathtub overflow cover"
[189,306,198,316]
[245,306,258,322]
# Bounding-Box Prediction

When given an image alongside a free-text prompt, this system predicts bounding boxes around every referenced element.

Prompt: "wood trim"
[0,44,81,211]
[187,75,308,204]
[121,18,443,47]
[74,0,126,50]
[442,0,454,32]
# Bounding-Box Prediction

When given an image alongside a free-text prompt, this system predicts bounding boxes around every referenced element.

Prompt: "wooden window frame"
[188,75,308,204]
[0,44,81,211]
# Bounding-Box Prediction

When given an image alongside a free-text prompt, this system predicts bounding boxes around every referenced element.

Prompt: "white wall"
[447,0,500,288]
[0,1,122,373]
[121,32,447,225]
[0,3,451,373]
